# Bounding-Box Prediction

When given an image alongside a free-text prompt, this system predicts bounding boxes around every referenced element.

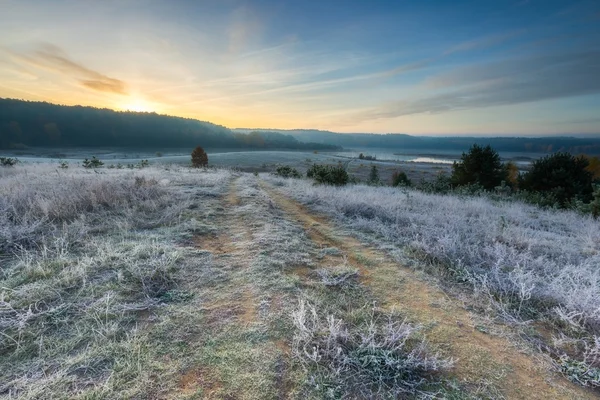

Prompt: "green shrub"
[82,156,103,168]
[571,184,600,217]
[391,170,412,187]
[521,152,593,207]
[274,165,302,178]
[0,157,18,166]
[307,164,348,186]
[451,144,507,190]
[418,172,452,194]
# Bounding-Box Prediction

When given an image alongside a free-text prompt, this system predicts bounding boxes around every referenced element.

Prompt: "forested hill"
[0,99,340,151]
[235,128,600,155]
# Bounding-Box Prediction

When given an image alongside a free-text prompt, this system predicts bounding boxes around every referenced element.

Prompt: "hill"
[235,128,600,155]
[0,99,340,151]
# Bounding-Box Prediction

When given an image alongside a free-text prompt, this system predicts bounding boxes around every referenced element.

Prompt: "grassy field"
[1,164,598,399]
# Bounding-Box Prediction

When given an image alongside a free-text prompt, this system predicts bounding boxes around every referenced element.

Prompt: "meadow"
[0,162,598,399]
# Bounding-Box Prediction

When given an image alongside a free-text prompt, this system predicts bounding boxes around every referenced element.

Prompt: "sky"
[0,0,599,136]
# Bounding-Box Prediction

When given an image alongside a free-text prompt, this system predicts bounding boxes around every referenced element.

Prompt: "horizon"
[1,1,599,135]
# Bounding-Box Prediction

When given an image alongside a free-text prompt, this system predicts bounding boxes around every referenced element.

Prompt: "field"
[1,163,598,399]
[0,147,454,184]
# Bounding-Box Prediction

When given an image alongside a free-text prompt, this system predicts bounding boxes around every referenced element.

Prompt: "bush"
[358,153,376,161]
[451,144,507,190]
[571,184,600,218]
[82,156,103,168]
[391,170,412,187]
[418,172,452,194]
[0,157,18,166]
[191,145,208,168]
[521,152,593,207]
[274,165,302,178]
[307,164,348,186]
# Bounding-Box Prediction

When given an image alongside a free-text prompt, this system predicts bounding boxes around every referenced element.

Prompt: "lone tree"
[191,146,208,168]
[451,144,507,190]
[521,152,593,206]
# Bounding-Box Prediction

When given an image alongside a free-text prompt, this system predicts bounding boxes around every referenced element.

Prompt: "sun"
[118,97,155,113]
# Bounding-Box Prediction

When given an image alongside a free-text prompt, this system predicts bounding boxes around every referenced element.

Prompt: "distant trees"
[451,144,507,190]
[0,99,340,151]
[191,146,208,168]
[358,153,376,161]
[520,152,593,206]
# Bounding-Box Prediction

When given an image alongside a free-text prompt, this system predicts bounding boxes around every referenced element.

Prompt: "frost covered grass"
[0,164,233,398]
[292,300,453,398]
[0,163,231,253]
[266,176,600,385]
[227,175,455,398]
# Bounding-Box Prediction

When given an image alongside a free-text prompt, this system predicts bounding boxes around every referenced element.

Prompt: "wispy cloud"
[443,30,525,56]
[7,43,127,95]
[349,50,600,122]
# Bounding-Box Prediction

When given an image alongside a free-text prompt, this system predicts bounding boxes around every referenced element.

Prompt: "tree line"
[448,144,600,214]
[0,99,339,151]
[236,128,600,155]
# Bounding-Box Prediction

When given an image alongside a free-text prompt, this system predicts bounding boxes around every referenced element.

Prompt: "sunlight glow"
[119,98,155,113]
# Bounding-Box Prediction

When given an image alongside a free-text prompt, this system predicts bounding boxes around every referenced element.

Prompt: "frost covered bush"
[292,300,452,398]
[274,165,301,179]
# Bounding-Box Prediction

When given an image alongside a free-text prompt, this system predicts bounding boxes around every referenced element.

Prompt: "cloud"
[350,50,600,122]
[443,30,525,56]
[7,43,127,95]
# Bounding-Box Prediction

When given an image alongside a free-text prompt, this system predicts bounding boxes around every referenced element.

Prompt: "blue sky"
[0,0,599,135]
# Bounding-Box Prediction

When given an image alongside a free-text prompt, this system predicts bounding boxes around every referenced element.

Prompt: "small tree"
[368,165,380,185]
[307,164,348,186]
[191,146,208,168]
[391,170,412,187]
[451,144,507,190]
[521,152,593,206]
[82,156,103,168]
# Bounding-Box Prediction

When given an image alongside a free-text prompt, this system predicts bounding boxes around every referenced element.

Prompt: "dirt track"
[176,176,596,399]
